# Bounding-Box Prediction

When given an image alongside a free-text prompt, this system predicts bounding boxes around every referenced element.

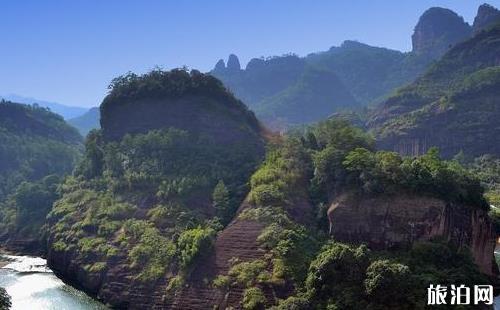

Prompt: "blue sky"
[1,0,499,107]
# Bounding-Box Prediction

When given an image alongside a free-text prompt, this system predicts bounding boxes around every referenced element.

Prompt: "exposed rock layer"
[327,194,496,275]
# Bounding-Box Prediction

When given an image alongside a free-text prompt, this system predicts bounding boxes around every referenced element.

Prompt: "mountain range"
[212,3,500,130]
[0,94,88,120]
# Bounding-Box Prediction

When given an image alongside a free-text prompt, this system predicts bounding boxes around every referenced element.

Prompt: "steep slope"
[0,100,82,252]
[306,40,432,105]
[211,54,306,107]
[68,107,100,136]
[211,6,490,130]
[328,193,495,275]
[369,23,500,157]
[473,3,500,33]
[46,69,266,308]
[253,67,359,129]
[411,7,472,58]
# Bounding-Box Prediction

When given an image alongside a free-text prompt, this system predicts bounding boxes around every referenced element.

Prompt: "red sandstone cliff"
[327,193,497,275]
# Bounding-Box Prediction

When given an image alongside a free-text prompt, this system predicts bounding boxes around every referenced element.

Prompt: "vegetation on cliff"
[47,69,264,297]
[207,119,492,309]
[370,23,500,157]
[0,101,81,245]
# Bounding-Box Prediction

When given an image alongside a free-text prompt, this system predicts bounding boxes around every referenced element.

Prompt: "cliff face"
[473,3,500,33]
[101,95,262,148]
[411,7,471,58]
[370,22,500,158]
[327,194,497,275]
[46,70,267,309]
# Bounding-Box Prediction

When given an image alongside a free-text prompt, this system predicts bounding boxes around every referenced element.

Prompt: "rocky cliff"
[370,21,500,158]
[473,3,500,33]
[46,69,267,309]
[411,7,471,58]
[328,193,496,275]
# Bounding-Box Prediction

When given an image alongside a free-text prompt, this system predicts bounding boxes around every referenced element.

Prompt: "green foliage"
[372,25,500,157]
[48,69,264,289]
[121,220,176,281]
[253,66,359,125]
[242,287,266,310]
[305,243,370,308]
[212,180,231,224]
[279,240,487,309]
[212,275,230,289]
[252,208,318,283]
[364,260,412,308]
[0,101,81,242]
[104,68,236,108]
[249,137,311,207]
[228,259,270,287]
[300,120,487,209]
[0,287,11,310]
[177,226,216,269]
[309,119,374,202]
[86,262,107,273]
[342,147,488,208]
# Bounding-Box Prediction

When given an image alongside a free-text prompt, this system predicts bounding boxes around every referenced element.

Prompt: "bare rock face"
[213,59,226,73]
[473,3,500,33]
[327,194,496,275]
[227,54,241,72]
[412,7,472,58]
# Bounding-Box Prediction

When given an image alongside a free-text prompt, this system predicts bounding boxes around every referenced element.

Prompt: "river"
[0,254,107,310]
[0,254,499,309]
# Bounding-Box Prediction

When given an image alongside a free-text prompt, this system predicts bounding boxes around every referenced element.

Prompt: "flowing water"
[0,254,107,310]
[0,253,499,309]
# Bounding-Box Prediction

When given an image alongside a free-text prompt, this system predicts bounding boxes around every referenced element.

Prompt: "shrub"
[228,259,270,287]
[242,287,266,310]
[177,227,216,269]
[212,275,230,289]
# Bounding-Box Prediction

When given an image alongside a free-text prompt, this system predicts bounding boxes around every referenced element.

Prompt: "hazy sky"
[1,0,499,107]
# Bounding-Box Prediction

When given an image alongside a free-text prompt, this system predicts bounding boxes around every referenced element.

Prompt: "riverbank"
[0,253,107,309]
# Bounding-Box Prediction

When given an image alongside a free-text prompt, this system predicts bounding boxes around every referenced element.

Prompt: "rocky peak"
[411,7,472,58]
[213,59,226,72]
[473,3,500,33]
[226,54,241,71]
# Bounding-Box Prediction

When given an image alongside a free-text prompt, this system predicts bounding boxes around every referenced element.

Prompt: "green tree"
[364,260,413,309]
[212,180,231,223]
[0,287,11,310]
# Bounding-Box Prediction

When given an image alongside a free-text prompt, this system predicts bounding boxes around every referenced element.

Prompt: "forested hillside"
[0,100,82,251]
[46,69,266,308]
[68,107,100,136]
[369,23,500,158]
[2,3,500,309]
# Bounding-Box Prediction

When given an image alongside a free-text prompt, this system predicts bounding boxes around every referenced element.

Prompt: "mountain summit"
[411,7,472,58]
[473,3,500,33]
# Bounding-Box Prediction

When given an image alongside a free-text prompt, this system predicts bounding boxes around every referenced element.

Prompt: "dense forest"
[370,22,500,158]
[35,67,499,307]
[0,101,81,250]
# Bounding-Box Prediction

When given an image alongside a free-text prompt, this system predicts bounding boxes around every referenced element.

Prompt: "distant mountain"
[68,107,100,136]
[411,7,472,59]
[369,22,500,158]
[253,66,359,128]
[306,40,433,105]
[1,94,87,119]
[473,3,500,33]
[211,5,499,130]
